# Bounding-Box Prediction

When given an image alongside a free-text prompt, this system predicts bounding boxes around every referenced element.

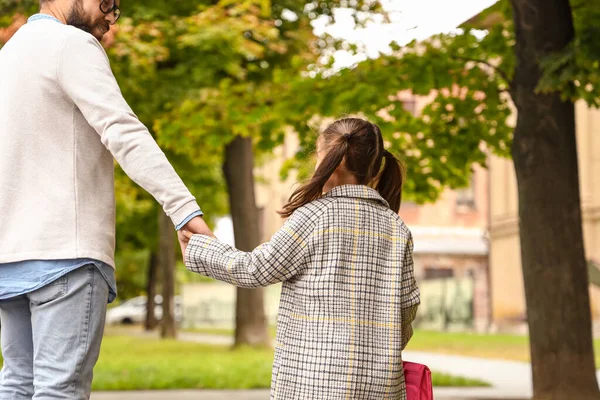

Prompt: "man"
[0,0,213,398]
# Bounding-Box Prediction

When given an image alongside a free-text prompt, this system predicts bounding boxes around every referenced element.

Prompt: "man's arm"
[57,32,203,229]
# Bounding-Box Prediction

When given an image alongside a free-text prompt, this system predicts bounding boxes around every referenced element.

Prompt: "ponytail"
[376,150,405,213]
[279,118,405,217]
[278,137,349,218]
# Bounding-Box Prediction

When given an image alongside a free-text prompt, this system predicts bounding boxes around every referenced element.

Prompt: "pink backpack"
[403,361,433,400]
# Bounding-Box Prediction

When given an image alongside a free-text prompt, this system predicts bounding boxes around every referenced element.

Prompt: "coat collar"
[323,184,390,208]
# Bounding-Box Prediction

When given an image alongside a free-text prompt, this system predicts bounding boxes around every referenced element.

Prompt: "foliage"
[7,0,597,299]
[536,0,600,106]
[279,6,514,203]
[4,2,598,208]
[0,1,232,299]
[0,1,393,303]
[0,0,514,295]
[281,0,600,203]
[0,0,36,26]
[100,0,389,300]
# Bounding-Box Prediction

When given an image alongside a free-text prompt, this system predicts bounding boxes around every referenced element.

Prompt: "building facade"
[489,101,600,331]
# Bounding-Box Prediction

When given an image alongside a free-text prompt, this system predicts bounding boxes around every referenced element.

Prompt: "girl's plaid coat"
[185,184,420,399]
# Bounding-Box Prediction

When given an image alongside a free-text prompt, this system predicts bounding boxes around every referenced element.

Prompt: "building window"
[423,267,455,280]
[401,98,418,116]
[456,175,476,209]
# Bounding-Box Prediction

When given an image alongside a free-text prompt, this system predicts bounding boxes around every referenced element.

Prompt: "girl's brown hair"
[279,118,405,217]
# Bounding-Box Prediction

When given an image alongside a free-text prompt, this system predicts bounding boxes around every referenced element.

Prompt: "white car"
[106,295,183,325]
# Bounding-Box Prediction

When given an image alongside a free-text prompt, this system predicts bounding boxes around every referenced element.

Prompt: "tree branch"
[453,56,512,87]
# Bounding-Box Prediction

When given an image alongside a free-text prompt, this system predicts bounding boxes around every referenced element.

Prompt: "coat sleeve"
[400,232,420,350]
[185,208,314,288]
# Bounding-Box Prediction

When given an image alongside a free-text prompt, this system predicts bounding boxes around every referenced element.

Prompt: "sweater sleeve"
[56,32,200,227]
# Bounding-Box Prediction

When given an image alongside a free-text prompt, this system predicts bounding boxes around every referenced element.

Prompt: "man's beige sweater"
[0,19,201,268]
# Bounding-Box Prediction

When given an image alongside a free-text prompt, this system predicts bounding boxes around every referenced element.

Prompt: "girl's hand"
[180,229,194,240]
[178,229,194,257]
[178,228,216,259]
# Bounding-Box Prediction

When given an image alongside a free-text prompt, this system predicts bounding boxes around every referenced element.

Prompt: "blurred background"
[2,0,599,398]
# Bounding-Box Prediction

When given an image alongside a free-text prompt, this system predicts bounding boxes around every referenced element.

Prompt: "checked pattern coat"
[185,184,420,399]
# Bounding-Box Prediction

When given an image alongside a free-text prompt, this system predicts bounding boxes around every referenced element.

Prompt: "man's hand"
[178,216,215,258]
[184,216,215,237]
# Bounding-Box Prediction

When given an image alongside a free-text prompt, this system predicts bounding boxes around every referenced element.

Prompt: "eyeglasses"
[100,0,121,24]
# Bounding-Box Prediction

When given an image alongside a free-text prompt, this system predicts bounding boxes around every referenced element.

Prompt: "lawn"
[0,335,488,390]
[408,330,600,367]
[187,327,600,366]
[186,326,250,337]
[407,330,532,362]
[92,336,272,390]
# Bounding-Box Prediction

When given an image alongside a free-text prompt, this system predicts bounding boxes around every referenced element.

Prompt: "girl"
[181,118,420,399]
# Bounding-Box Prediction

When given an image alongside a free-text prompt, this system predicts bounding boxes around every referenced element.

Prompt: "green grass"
[185,326,277,337]
[184,326,239,337]
[0,335,488,390]
[183,326,530,361]
[187,327,600,366]
[406,330,532,362]
[408,330,600,367]
[92,336,272,390]
[430,373,488,387]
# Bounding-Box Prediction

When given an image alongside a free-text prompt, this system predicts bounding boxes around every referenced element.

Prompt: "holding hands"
[178,216,214,256]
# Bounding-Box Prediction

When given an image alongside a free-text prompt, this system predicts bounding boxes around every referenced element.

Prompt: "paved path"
[403,350,532,398]
[404,350,600,399]
[91,390,270,400]
[91,388,527,400]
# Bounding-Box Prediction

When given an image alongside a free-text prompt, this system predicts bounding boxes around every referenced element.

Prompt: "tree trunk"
[223,135,270,347]
[158,211,177,339]
[510,0,599,398]
[144,252,159,331]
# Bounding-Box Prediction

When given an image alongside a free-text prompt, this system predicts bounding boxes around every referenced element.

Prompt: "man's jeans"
[0,265,109,399]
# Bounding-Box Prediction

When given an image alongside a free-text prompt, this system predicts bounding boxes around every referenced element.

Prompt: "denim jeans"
[0,264,109,399]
